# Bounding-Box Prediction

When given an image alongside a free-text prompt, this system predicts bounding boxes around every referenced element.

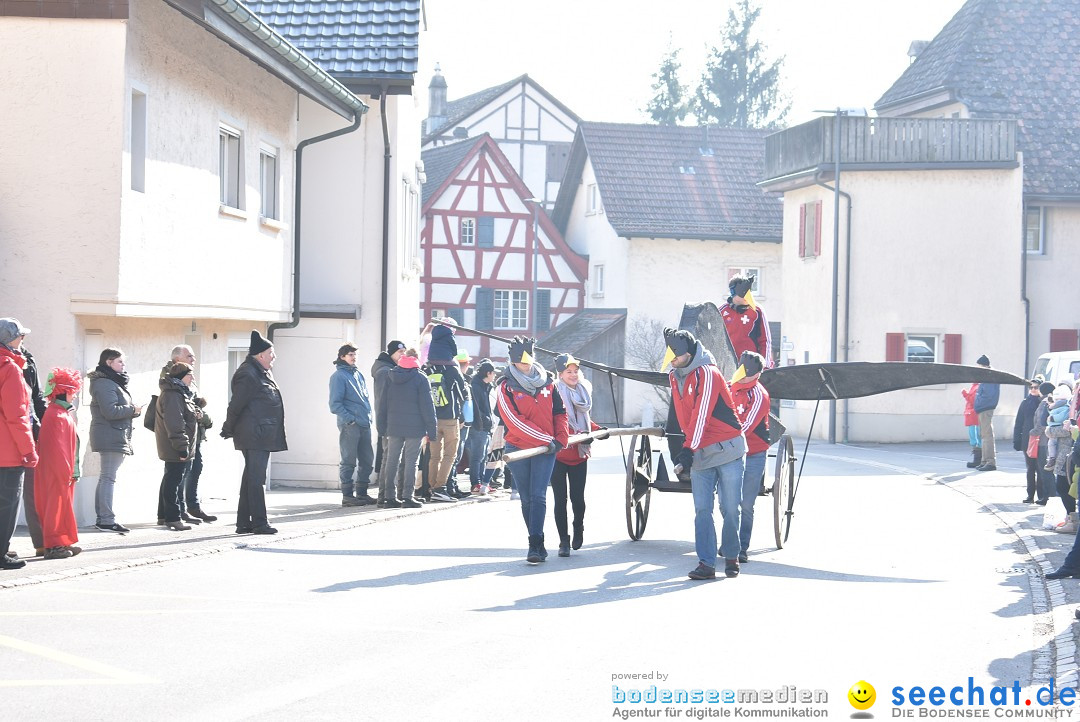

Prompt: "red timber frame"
[420,135,588,359]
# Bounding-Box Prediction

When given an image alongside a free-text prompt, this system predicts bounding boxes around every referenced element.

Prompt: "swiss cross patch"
[541,388,551,397]
[737,404,746,414]
[687,384,694,394]
[740,315,750,325]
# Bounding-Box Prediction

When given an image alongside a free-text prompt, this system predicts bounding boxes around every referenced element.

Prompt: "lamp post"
[525,197,541,333]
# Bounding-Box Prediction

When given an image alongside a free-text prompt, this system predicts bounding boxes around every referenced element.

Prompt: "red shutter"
[798,204,807,257]
[1050,329,1079,352]
[813,201,823,256]
[886,333,905,362]
[943,334,962,364]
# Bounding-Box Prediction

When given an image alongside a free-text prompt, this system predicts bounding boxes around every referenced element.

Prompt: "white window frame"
[592,264,605,298]
[460,218,475,246]
[400,175,421,274]
[586,183,601,214]
[1026,206,1047,254]
[219,124,244,211]
[727,267,763,298]
[259,147,278,221]
[494,290,529,330]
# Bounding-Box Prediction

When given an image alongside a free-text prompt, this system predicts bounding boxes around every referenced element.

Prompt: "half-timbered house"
[421,134,588,361]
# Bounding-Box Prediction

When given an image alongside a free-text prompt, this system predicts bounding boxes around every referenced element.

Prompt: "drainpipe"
[379,85,392,351]
[1021,204,1030,379]
[268,109,365,341]
[816,180,852,441]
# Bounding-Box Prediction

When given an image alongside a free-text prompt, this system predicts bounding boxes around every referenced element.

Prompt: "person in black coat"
[377,355,437,508]
[371,340,406,503]
[1014,378,1045,504]
[18,347,47,556]
[221,331,286,534]
[467,360,496,493]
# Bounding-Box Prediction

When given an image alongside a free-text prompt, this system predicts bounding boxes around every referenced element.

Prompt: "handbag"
[1026,431,1040,459]
[143,395,158,432]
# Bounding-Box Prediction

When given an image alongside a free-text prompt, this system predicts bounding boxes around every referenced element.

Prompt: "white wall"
[1026,205,1080,363]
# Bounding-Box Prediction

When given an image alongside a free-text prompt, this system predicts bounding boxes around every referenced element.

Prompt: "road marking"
[0,633,157,687]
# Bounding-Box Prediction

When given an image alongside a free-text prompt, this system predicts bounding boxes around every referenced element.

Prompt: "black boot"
[187,506,218,522]
[966,448,982,469]
[538,534,548,561]
[526,536,542,564]
[572,522,584,550]
[558,535,571,557]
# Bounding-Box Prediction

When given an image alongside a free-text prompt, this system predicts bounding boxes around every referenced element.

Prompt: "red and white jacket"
[721,303,773,367]
[496,375,570,452]
[0,346,37,468]
[669,363,742,452]
[732,381,771,456]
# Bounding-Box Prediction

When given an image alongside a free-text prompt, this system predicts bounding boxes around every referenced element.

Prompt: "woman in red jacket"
[961,382,982,468]
[550,353,606,557]
[0,318,37,571]
[35,369,82,559]
[496,337,568,564]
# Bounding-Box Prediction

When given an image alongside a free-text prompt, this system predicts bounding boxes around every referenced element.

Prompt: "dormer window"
[678,164,696,175]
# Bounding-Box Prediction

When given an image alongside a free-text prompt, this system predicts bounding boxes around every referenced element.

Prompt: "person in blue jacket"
[329,343,375,506]
[973,354,1001,471]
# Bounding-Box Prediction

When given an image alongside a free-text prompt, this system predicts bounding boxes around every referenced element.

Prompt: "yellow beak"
[730,365,747,384]
[520,350,534,365]
[744,290,757,310]
[660,346,675,372]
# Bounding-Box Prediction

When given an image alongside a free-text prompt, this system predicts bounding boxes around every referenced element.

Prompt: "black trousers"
[1024,455,1040,501]
[238,450,270,528]
[22,466,42,549]
[550,459,587,540]
[159,461,189,523]
[0,466,25,557]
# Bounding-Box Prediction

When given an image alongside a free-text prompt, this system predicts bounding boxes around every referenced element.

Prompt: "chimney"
[427,64,448,134]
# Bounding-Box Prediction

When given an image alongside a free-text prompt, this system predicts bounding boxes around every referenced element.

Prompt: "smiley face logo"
[848,680,876,711]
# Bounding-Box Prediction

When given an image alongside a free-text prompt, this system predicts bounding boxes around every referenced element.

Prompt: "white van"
[1031,351,1080,387]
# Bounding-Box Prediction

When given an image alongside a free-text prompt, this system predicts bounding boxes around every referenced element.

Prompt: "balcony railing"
[763,116,1017,182]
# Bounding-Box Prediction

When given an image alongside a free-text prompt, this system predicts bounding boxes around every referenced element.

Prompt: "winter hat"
[976,355,990,367]
[249,330,273,356]
[731,350,765,384]
[169,362,193,379]
[0,317,30,346]
[428,323,459,363]
[386,340,406,356]
[43,367,81,399]
[554,353,581,373]
[508,336,536,365]
[1039,381,1056,397]
[398,355,420,369]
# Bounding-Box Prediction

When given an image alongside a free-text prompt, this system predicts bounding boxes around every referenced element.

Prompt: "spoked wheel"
[625,434,653,540]
[772,434,796,549]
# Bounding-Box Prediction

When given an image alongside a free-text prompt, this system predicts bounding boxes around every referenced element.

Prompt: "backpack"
[428,372,449,408]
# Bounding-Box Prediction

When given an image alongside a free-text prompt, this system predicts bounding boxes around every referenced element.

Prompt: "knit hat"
[731,350,765,384]
[169,361,193,379]
[43,367,81,399]
[398,355,420,369]
[508,336,536,365]
[0,318,30,346]
[1040,381,1056,397]
[249,330,272,356]
[976,355,990,367]
[661,327,697,371]
[554,353,581,373]
[386,340,406,356]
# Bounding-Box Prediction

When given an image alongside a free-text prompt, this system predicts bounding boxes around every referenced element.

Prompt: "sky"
[418,0,968,127]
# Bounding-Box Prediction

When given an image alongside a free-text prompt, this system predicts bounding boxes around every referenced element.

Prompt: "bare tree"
[624,316,672,409]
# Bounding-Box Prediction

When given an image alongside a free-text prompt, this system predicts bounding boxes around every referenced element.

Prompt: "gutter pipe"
[380,85,392,351]
[1021,205,1030,379]
[816,180,852,442]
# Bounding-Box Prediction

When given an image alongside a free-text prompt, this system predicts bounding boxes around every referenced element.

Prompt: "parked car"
[1031,351,1080,387]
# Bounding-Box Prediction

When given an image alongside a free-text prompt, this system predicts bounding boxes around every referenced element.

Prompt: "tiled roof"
[536,308,627,362]
[242,0,421,81]
[875,0,1080,196]
[420,135,483,207]
[554,122,782,241]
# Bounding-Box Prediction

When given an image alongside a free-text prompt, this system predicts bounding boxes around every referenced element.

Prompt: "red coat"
[34,401,79,548]
[496,376,569,451]
[720,303,773,367]
[961,384,979,427]
[0,346,36,468]
[668,363,742,452]
[732,381,771,455]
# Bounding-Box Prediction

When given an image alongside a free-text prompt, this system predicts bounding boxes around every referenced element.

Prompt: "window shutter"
[536,289,551,333]
[475,288,494,330]
[1050,328,1079,352]
[943,334,962,364]
[798,204,807,257]
[886,333,905,362]
[448,308,465,326]
[477,216,494,248]
[813,201,822,256]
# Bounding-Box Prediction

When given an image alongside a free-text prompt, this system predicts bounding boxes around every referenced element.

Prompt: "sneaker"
[976,463,997,472]
[44,546,74,560]
[0,557,26,571]
[488,480,502,490]
[450,488,471,499]
[401,499,423,509]
[738,551,749,564]
[251,525,278,535]
[688,563,716,580]
[384,499,403,508]
[342,496,369,507]
[471,484,482,494]
[180,513,202,525]
[725,559,740,578]
[479,484,490,495]
[430,490,456,503]
[96,522,130,533]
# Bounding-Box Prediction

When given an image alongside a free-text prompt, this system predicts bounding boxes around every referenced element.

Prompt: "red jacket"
[721,303,773,367]
[732,381,771,455]
[496,376,570,451]
[961,384,979,426]
[556,420,602,465]
[0,346,37,467]
[669,363,742,452]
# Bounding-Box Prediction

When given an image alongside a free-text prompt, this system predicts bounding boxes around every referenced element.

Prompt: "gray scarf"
[506,362,548,397]
[557,378,592,434]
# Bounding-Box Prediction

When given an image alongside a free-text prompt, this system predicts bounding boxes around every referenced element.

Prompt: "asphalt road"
[0,439,1063,720]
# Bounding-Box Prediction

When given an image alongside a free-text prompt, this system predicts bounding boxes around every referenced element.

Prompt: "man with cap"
[496,336,569,564]
[329,342,376,506]
[425,322,467,501]
[372,340,407,504]
[221,330,286,534]
[730,351,770,563]
[0,318,37,570]
[720,274,772,367]
[664,326,746,580]
[973,355,1000,471]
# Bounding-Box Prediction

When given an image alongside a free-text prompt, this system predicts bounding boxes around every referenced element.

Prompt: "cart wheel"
[625,434,653,540]
[772,434,795,549]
